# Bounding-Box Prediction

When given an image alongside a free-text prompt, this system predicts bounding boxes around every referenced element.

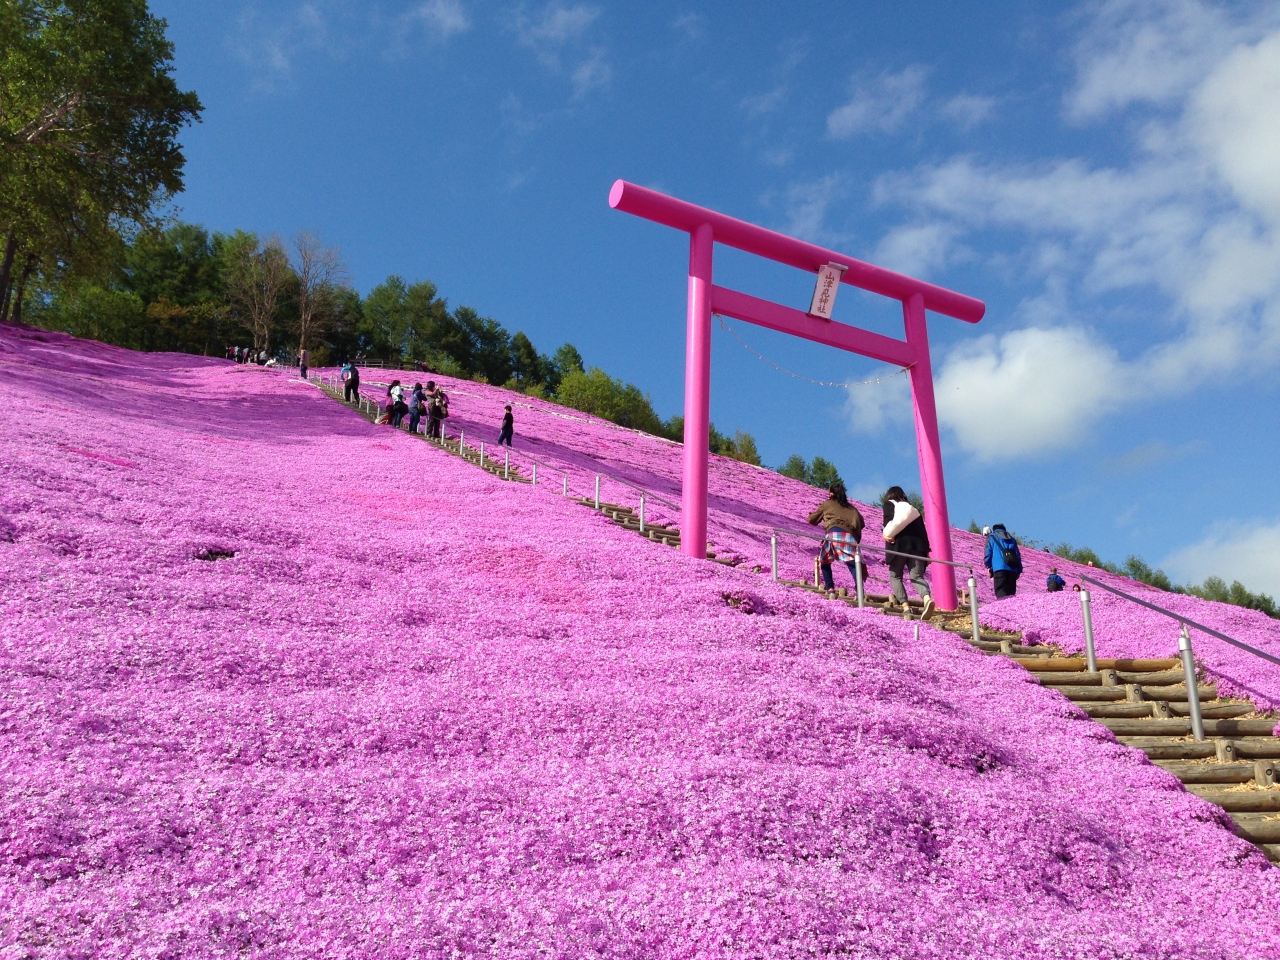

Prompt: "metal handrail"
[1080,575,1280,667]
[1076,574,1280,742]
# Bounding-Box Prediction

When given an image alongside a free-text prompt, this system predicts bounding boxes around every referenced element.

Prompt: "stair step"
[1101,719,1277,738]
[1131,683,1215,701]
[1184,786,1280,812]
[1118,736,1280,761]
[1168,702,1253,719]
[1079,703,1163,719]
[1232,816,1280,846]
[1045,686,1129,702]
[1152,761,1259,784]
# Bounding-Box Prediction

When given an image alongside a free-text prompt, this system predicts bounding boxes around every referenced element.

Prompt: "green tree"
[548,342,584,392]
[555,366,665,433]
[778,455,809,482]
[0,0,202,306]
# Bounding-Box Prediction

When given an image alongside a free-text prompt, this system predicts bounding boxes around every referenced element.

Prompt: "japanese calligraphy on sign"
[808,262,847,319]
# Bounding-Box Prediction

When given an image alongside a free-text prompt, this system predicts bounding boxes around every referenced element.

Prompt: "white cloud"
[401,0,470,40]
[671,12,705,40]
[571,46,611,99]
[1163,520,1280,597]
[827,65,927,138]
[1186,31,1280,223]
[941,93,997,129]
[1065,0,1243,121]
[516,2,598,65]
[934,326,1126,460]
[741,86,787,117]
[845,372,911,434]
[780,174,847,244]
[872,223,962,278]
[232,2,330,88]
[863,6,1280,461]
[512,2,610,98]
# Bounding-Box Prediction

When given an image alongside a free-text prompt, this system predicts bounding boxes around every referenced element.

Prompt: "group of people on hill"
[227,345,269,365]
[332,363,517,448]
[807,483,938,618]
[806,482,1074,612]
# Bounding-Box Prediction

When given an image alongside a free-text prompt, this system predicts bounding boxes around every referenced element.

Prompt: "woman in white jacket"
[881,485,934,619]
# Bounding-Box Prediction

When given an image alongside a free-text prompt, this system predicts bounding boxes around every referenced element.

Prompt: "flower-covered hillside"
[3,327,1280,958]
[344,367,1280,712]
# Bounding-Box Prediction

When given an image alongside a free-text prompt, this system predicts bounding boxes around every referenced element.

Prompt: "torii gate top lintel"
[609,179,986,610]
[609,180,985,323]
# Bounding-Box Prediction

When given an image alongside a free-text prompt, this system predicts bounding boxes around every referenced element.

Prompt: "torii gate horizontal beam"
[610,180,985,324]
[710,285,916,368]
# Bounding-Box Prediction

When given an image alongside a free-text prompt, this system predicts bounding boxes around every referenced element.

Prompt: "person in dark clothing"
[342,361,360,403]
[807,480,865,592]
[298,347,310,380]
[1046,567,1066,592]
[497,405,514,446]
[408,383,425,435]
[882,485,934,619]
[425,381,443,439]
[983,523,1023,598]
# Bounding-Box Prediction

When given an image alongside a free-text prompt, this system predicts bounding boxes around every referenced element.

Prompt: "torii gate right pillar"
[903,291,958,606]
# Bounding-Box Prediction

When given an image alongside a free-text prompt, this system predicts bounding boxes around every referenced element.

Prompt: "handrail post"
[639,496,646,533]
[814,556,820,589]
[770,535,779,581]
[855,546,866,607]
[480,442,485,466]
[505,448,510,480]
[532,462,537,485]
[562,475,568,496]
[968,575,980,645]
[459,428,464,453]
[1180,625,1205,741]
[1081,590,1098,674]
[594,475,600,508]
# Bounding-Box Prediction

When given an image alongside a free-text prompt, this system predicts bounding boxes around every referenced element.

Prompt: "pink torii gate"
[609,180,986,610]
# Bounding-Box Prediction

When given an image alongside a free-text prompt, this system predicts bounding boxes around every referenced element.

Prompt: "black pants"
[427,415,441,438]
[344,384,359,402]
[497,425,513,446]
[300,364,308,379]
[993,570,1019,598]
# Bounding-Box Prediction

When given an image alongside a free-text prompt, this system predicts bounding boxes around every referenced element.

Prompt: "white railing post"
[594,474,600,508]
[480,442,485,466]
[771,535,778,581]
[532,462,537,485]
[1081,590,1098,673]
[505,449,510,480]
[855,546,866,608]
[968,575,980,644]
[1180,625,1205,741]
[639,497,646,534]
[562,475,568,496]
[459,428,464,453]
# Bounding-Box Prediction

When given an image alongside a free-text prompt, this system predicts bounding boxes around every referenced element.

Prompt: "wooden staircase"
[316,378,1280,864]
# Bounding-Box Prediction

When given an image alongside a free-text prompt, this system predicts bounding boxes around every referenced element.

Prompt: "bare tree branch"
[292,231,348,353]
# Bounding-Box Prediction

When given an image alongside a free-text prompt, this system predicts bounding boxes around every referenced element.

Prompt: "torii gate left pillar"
[611,180,986,610]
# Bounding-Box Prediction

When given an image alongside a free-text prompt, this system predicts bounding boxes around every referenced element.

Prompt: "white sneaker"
[921,598,936,620]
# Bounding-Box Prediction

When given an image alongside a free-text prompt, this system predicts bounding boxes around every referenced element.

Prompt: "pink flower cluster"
[2,329,1278,958]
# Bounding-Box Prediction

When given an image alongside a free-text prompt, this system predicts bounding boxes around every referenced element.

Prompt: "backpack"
[991,532,1021,570]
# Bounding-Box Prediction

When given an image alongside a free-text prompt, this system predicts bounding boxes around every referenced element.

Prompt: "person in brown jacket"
[807,480,866,592]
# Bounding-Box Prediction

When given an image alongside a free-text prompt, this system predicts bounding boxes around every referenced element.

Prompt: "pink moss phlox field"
[342,367,1280,713]
[1,329,1278,959]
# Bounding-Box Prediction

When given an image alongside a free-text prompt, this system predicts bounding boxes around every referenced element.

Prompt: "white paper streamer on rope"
[716,315,912,388]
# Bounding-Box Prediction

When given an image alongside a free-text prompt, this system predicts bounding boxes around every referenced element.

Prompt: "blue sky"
[152,0,1280,594]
